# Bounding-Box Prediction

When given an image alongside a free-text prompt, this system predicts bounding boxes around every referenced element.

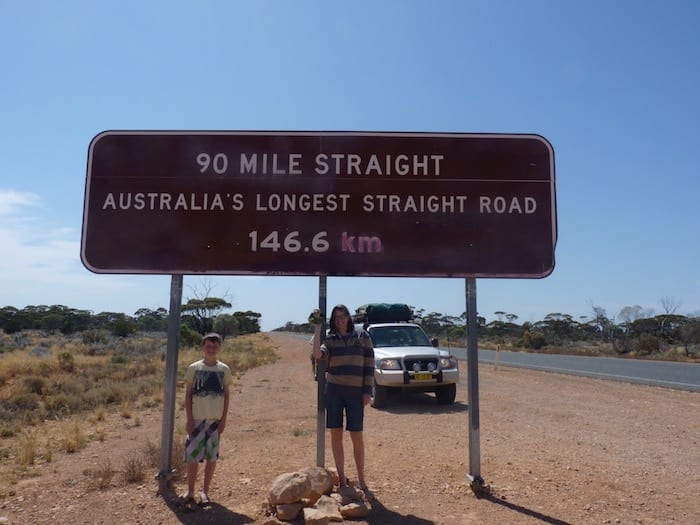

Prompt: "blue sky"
[1,1,698,331]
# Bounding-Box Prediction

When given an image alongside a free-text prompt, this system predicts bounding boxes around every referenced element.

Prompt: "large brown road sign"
[81,131,556,277]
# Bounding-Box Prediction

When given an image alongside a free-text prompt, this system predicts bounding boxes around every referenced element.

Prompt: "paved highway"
[277,332,699,393]
[446,346,700,393]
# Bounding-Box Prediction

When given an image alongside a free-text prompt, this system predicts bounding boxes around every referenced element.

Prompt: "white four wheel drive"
[355,304,459,408]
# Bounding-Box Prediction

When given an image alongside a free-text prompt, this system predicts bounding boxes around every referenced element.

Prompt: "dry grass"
[86,460,115,490]
[0,331,276,492]
[60,420,87,454]
[122,456,145,483]
[17,430,38,466]
[0,332,166,431]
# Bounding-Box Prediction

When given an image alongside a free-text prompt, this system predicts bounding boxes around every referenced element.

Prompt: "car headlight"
[377,358,402,370]
[440,356,458,369]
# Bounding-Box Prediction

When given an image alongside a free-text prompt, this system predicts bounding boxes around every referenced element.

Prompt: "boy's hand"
[308,309,323,325]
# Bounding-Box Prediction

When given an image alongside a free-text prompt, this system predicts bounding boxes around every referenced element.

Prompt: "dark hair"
[329,304,354,334]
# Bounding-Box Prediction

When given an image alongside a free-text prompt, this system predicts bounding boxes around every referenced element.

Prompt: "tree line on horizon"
[0,300,261,347]
[276,301,700,359]
[1,298,698,359]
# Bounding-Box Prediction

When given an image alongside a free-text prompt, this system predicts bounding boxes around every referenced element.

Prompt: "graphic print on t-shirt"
[192,369,225,398]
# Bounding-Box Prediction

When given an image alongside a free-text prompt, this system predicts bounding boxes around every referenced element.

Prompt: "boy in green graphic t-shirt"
[182,332,232,505]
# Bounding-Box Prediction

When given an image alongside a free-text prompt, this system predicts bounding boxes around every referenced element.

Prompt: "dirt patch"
[1,332,698,524]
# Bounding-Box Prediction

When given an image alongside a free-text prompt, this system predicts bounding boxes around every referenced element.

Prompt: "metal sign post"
[316,276,328,467]
[465,278,485,490]
[158,274,183,479]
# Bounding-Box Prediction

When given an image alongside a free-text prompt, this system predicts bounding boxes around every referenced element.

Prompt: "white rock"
[268,471,311,505]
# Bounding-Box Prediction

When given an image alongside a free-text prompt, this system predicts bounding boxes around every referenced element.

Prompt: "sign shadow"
[479,491,572,525]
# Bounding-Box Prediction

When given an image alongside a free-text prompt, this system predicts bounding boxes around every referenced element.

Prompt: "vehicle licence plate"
[413,372,432,381]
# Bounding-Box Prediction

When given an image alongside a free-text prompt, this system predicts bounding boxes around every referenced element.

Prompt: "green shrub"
[3,321,21,334]
[1,394,46,424]
[633,334,660,355]
[22,375,49,395]
[517,330,547,350]
[180,324,201,348]
[12,393,41,412]
[57,377,89,396]
[111,318,136,338]
[58,351,75,372]
[44,393,82,418]
[82,329,109,345]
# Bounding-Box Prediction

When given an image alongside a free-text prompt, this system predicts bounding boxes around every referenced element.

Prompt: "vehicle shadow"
[374,391,468,415]
[158,484,256,524]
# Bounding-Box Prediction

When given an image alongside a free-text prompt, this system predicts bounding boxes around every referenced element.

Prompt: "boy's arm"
[219,383,230,434]
[184,382,194,435]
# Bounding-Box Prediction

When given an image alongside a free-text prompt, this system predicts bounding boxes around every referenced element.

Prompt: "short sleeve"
[183,363,196,383]
[223,364,233,385]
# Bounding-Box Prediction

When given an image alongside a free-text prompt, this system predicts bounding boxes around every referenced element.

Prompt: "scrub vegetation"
[0,329,277,493]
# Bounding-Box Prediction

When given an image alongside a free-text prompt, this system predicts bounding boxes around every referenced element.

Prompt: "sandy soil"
[1,332,698,524]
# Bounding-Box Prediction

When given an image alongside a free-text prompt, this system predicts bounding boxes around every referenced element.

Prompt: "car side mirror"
[431,338,439,347]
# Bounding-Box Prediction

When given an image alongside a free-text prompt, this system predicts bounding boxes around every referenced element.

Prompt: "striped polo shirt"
[321,328,375,397]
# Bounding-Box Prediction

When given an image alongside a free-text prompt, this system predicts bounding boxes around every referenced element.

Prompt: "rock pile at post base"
[262,466,371,523]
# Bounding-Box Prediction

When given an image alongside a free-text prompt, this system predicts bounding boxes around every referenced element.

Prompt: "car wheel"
[371,385,389,408]
[435,383,456,404]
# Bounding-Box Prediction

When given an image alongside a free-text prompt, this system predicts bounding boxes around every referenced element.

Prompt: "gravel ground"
[1,332,698,524]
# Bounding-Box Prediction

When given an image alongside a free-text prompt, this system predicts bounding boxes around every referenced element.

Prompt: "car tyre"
[371,385,389,408]
[435,383,456,405]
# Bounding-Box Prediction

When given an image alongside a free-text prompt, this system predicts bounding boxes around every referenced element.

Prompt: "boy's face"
[202,339,221,363]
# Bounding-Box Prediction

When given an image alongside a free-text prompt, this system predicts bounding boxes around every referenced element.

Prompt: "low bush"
[516,330,547,350]
[22,375,49,395]
[58,351,75,372]
[44,393,82,419]
[60,420,87,453]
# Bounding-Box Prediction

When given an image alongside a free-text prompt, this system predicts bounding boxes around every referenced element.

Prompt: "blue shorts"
[326,389,364,432]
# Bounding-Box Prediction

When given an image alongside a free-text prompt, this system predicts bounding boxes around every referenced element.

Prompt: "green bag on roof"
[365,303,412,324]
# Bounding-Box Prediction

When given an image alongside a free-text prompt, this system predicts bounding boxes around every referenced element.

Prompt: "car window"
[369,326,431,347]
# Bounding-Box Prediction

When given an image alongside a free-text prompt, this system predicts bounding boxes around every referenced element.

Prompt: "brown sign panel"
[81,131,556,277]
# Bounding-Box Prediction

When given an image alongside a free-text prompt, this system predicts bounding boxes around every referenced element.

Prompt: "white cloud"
[0,188,266,316]
[0,189,41,215]
[0,188,142,310]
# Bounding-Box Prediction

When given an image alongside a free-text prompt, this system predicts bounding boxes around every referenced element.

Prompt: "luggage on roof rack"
[355,303,413,324]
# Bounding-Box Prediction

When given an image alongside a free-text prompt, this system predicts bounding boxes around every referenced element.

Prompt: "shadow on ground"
[365,494,436,524]
[159,484,257,524]
[376,391,468,415]
[478,491,572,525]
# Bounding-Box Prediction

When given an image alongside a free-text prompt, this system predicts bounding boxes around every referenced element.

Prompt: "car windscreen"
[369,326,432,348]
